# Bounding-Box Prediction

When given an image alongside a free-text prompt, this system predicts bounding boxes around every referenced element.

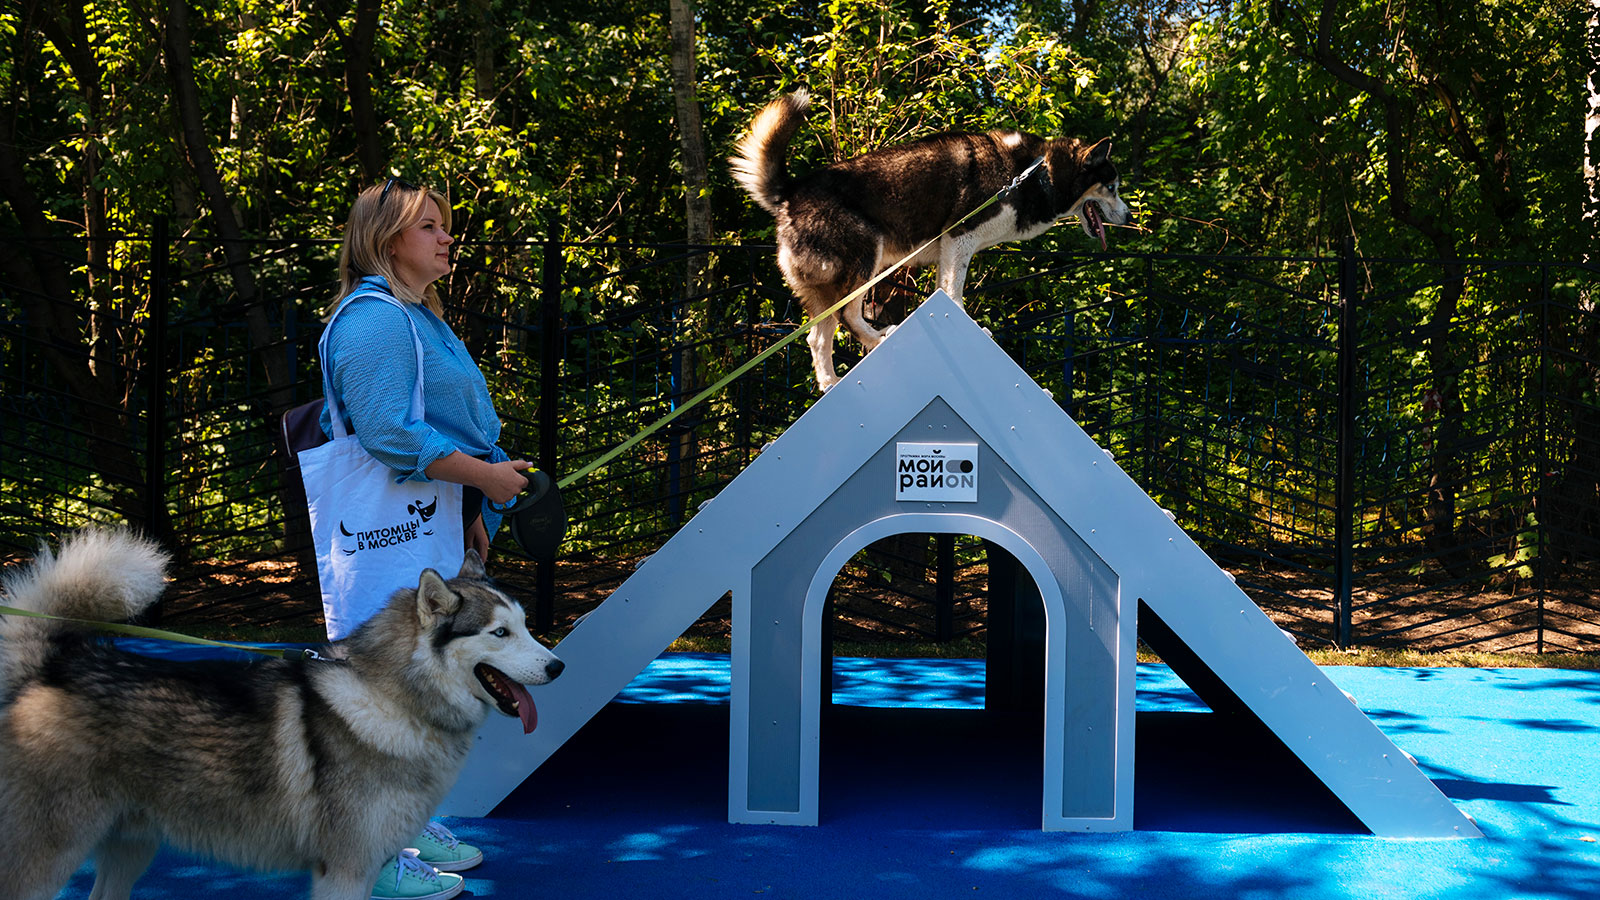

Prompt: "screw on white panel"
[1223,570,1237,582]
[1161,508,1176,521]
[1342,690,1357,703]
[1280,628,1298,645]
[1103,448,1114,459]
[1403,751,1418,765]
[698,498,713,510]
[634,556,651,569]
[1042,388,1054,399]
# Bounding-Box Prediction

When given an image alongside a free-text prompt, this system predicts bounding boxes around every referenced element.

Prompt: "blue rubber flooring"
[55,649,1600,899]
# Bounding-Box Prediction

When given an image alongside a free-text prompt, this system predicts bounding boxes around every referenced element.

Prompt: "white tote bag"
[298,292,465,640]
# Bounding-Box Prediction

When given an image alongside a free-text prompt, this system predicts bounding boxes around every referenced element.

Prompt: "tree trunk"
[1583,2,1599,255]
[312,0,383,181]
[163,0,292,411]
[35,3,120,388]
[668,0,711,496]
[348,0,384,179]
[0,14,145,524]
[669,0,712,250]
[1301,0,1475,569]
[471,0,496,100]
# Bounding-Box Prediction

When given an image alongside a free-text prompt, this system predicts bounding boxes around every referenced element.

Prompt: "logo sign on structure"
[895,443,978,502]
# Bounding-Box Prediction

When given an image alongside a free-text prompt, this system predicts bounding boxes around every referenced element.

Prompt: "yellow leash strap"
[555,156,1047,492]
[0,605,329,661]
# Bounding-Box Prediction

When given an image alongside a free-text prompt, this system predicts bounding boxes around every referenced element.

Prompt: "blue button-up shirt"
[319,276,511,533]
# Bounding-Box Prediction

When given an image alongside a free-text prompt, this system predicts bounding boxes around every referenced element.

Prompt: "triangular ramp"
[444,291,1480,838]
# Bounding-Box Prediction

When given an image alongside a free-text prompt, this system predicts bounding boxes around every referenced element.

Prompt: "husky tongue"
[1085,201,1106,250]
[510,680,538,733]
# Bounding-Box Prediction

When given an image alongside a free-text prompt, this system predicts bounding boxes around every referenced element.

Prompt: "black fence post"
[1536,264,1550,653]
[935,533,955,642]
[142,216,172,621]
[536,235,564,633]
[1334,236,1358,648]
[145,216,171,547]
[666,253,687,527]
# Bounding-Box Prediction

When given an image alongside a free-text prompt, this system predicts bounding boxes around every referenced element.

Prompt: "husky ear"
[458,549,487,581]
[416,568,460,625]
[1086,137,1112,165]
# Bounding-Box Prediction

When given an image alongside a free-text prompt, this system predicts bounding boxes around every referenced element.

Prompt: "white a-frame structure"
[445,291,1481,838]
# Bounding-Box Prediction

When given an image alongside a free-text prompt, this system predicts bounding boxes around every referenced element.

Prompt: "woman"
[321,177,528,900]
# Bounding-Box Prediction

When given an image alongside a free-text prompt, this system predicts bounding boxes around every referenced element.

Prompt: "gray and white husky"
[731,89,1132,391]
[0,529,563,900]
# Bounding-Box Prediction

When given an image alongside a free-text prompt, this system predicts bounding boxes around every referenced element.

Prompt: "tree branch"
[1309,0,1449,255]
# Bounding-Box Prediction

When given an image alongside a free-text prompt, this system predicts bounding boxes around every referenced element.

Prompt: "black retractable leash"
[490,469,568,564]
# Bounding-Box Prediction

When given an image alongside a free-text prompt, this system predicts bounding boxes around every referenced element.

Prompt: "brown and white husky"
[732,89,1131,391]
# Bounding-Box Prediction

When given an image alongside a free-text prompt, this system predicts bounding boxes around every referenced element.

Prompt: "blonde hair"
[327,179,452,317]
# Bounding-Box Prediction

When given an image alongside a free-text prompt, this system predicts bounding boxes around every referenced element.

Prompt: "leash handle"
[489,468,555,515]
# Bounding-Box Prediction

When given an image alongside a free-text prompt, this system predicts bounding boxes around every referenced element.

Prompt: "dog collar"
[997,155,1047,200]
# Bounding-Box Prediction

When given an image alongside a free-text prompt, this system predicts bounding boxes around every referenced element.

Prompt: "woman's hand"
[479,459,531,506]
[466,515,490,560]
[424,452,531,506]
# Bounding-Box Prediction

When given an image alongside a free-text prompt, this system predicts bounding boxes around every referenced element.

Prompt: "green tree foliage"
[2,0,1593,571]
[7,0,1583,256]
[1185,0,1587,258]
[1179,0,1591,561]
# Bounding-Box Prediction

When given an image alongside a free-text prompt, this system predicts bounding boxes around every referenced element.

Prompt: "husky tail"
[730,89,810,217]
[0,528,168,691]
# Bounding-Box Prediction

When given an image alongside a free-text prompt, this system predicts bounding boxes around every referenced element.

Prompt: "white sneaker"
[412,820,484,872]
[370,848,464,900]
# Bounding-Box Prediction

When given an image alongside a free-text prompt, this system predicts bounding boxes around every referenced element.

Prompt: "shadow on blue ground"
[57,654,1600,900]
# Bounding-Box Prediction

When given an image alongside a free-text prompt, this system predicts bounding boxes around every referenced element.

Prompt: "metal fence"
[2,226,1596,652]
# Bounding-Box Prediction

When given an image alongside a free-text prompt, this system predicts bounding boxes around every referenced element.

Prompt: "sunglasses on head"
[378,177,419,207]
